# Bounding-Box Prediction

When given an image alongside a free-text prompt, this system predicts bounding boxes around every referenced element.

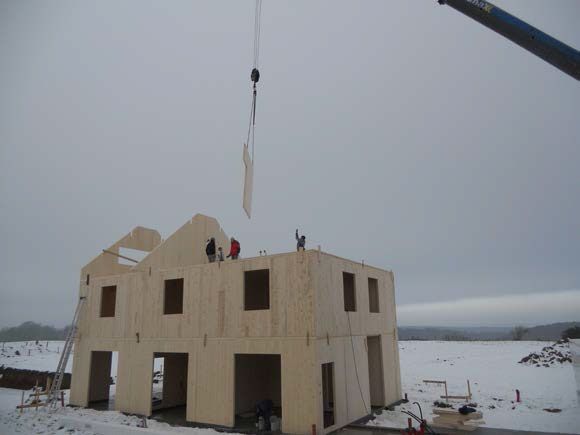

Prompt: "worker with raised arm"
[227,237,241,260]
[295,229,306,252]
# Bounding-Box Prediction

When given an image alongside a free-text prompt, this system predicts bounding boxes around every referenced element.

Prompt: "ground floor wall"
[314,332,401,435]
[70,337,320,434]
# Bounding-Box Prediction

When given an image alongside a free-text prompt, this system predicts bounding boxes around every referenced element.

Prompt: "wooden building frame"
[69,214,402,434]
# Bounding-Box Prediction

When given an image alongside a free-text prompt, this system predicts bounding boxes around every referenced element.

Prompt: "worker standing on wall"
[217,247,225,262]
[295,229,306,251]
[206,237,216,263]
[227,237,241,260]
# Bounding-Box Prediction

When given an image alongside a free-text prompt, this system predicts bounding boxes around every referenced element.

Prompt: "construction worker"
[227,237,241,260]
[295,229,306,251]
[255,399,273,431]
[217,247,225,262]
[206,237,216,263]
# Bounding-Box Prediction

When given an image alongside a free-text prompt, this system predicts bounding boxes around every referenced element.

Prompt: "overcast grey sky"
[1,1,579,328]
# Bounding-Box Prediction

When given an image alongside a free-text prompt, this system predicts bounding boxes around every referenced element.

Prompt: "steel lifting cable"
[246,0,262,162]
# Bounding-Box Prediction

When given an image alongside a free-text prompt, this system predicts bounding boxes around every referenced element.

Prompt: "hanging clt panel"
[243,143,254,218]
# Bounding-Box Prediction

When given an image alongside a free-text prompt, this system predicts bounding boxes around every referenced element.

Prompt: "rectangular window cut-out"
[244,269,270,310]
[164,278,184,315]
[343,272,356,312]
[100,285,117,317]
[368,277,379,313]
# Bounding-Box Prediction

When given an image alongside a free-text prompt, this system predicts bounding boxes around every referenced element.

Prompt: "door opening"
[151,352,189,424]
[322,362,335,428]
[234,354,281,430]
[367,336,385,407]
[88,350,118,410]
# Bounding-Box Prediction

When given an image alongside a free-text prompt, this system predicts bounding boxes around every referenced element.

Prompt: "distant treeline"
[0,321,70,342]
[1,320,578,342]
[398,322,580,341]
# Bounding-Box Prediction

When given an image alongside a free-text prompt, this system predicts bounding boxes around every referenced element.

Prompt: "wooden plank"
[17,401,48,410]
[433,409,483,419]
[433,415,484,423]
[102,249,139,264]
[440,395,470,400]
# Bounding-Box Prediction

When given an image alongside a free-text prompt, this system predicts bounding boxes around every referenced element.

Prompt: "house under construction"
[69,214,402,434]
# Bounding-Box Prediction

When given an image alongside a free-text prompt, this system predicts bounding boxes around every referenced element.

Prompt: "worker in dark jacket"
[295,229,306,251]
[255,399,273,431]
[227,237,241,260]
[206,237,216,263]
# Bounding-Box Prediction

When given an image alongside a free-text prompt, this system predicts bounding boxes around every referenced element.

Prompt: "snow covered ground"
[0,398,237,435]
[0,341,72,372]
[1,340,579,434]
[370,341,580,433]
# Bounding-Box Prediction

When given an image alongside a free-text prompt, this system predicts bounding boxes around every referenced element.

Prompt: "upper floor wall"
[311,252,396,338]
[80,226,161,295]
[79,214,228,298]
[80,251,316,340]
[133,214,229,273]
[79,249,396,342]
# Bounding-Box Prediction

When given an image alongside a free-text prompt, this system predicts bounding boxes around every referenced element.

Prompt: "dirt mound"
[518,339,571,367]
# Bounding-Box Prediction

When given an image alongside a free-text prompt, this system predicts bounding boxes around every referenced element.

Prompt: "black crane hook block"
[251,68,260,83]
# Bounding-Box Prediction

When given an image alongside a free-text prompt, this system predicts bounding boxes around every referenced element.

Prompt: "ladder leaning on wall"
[46,296,86,408]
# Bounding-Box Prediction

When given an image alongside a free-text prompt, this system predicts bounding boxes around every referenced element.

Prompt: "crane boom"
[438,0,580,81]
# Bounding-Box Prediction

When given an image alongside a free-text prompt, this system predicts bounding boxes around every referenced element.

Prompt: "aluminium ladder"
[47,296,86,408]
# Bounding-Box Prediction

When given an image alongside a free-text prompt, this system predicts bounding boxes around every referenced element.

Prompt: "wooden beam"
[102,249,139,263]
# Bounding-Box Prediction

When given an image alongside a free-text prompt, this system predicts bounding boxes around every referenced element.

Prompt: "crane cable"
[246,0,262,162]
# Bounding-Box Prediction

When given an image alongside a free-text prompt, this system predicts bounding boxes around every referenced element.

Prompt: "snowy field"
[1,340,579,434]
[371,341,580,433]
[0,341,72,372]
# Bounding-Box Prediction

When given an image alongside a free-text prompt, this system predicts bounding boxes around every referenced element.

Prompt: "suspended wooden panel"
[242,143,253,219]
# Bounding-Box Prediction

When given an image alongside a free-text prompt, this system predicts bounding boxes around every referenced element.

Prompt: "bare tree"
[512,325,529,341]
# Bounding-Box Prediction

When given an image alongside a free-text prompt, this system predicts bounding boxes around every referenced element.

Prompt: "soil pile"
[518,339,571,367]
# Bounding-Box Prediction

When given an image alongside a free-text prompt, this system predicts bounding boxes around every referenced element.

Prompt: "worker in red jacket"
[227,237,241,260]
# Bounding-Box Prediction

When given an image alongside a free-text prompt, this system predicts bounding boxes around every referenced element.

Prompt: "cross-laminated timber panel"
[309,251,401,434]
[71,242,401,435]
[79,214,228,298]
[310,251,397,338]
[71,337,319,434]
[133,214,229,273]
[80,226,161,292]
[77,251,315,342]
